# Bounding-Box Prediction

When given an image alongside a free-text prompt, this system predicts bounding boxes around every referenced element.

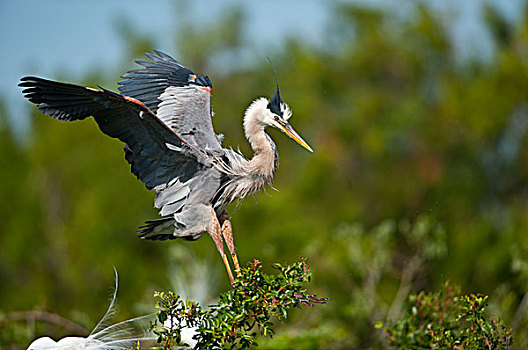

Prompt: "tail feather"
[137,218,175,240]
[137,217,202,241]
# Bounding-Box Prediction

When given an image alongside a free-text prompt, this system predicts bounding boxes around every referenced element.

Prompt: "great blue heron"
[19,50,312,284]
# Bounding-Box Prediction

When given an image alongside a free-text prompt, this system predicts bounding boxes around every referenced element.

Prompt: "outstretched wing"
[19,76,205,190]
[118,50,223,155]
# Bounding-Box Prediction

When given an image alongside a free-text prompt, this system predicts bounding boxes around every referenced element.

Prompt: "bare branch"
[4,311,89,335]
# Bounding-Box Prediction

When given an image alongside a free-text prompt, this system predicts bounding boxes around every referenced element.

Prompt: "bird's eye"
[274,116,279,122]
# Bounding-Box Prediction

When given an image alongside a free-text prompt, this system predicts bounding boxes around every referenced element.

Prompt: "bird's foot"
[231,253,241,276]
[223,254,235,284]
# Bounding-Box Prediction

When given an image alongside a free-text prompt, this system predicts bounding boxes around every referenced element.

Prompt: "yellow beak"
[281,122,313,152]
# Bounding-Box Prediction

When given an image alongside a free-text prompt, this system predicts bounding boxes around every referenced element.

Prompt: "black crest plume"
[267,58,283,117]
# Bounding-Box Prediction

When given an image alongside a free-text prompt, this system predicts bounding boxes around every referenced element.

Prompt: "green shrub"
[150,258,327,349]
[379,283,513,349]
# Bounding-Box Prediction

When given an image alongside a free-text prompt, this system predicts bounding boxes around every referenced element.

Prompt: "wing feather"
[156,86,222,153]
[118,51,223,155]
[118,51,196,114]
[19,76,205,190]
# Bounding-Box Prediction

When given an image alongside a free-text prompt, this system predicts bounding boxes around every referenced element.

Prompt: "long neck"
[243,98,277,179]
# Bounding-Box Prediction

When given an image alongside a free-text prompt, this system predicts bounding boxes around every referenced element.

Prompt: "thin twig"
[512,289,528,331]
[4,310,89,335]
[387,255,421,322]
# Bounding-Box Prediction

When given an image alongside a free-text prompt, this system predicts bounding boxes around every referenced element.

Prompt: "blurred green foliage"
[2,2,528,349]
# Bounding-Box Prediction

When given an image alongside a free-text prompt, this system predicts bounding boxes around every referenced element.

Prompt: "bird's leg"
[209,208,235,284]
[220,212,241,273]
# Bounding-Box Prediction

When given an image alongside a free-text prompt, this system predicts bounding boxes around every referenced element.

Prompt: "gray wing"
[19,76,206,190]
[118,50,224,156]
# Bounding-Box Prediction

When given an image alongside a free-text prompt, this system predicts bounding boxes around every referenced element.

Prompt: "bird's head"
[255,79,313,153]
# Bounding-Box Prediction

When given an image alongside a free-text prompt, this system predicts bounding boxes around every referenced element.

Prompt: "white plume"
[27,269,155,350]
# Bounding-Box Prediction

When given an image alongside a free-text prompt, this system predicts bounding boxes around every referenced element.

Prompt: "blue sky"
[1,0,524,139]
[0,0,332,137]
